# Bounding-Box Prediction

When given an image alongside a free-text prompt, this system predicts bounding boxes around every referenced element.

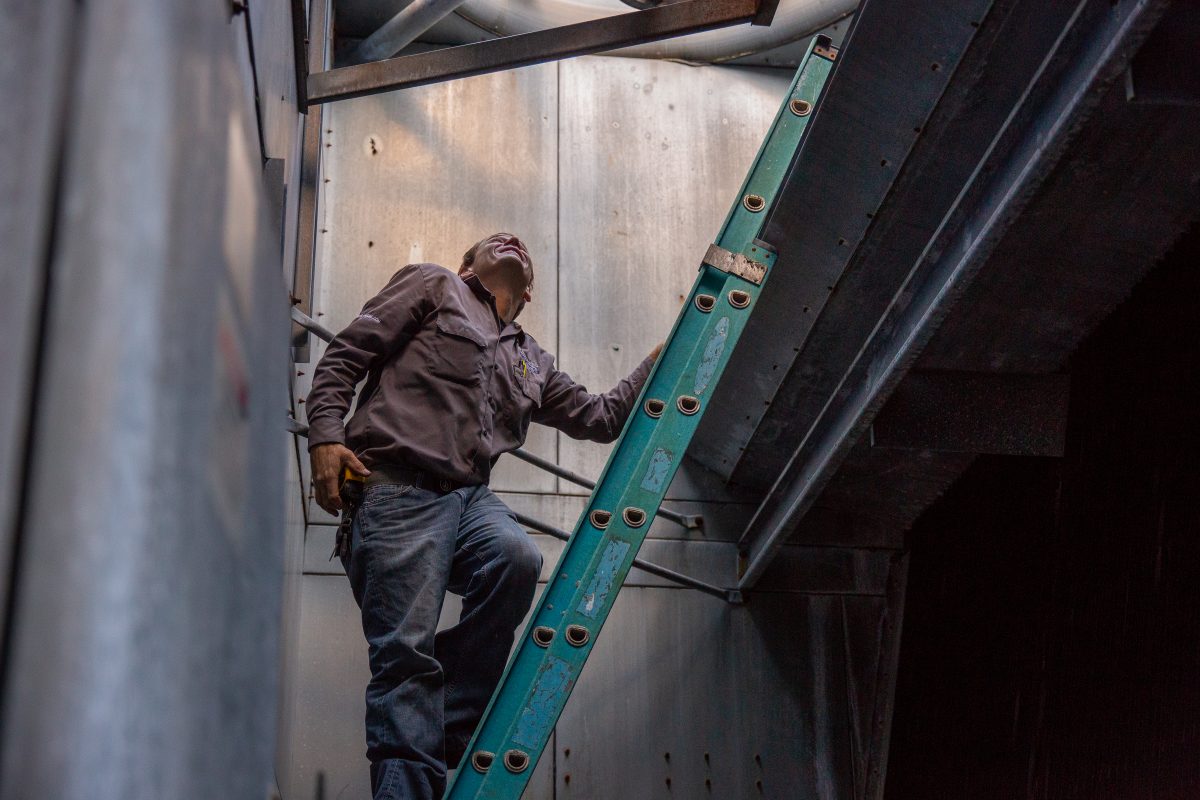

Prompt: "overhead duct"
[348,0,471,64]
[377,0,857,64]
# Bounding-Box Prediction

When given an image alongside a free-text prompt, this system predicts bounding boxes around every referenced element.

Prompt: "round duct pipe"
[426,0,856,63]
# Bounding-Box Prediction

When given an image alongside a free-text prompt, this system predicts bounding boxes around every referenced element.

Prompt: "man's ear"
[522,288,533,303]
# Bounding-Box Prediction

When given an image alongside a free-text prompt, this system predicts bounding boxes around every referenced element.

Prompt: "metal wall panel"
[309,64,561,496]
[249,0,302,160]
[553,588,882,800]
[276,434,312,799]
[555,58,791,499]
[289,569,896,799]
[0,1,289,796]
[0,0,76,649]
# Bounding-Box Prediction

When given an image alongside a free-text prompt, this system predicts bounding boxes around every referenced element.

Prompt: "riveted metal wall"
[0,2,291,798]
[555,58,790,500]
[289,53,905,800]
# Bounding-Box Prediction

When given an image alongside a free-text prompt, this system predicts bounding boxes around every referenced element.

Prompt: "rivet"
[503,750,530,773]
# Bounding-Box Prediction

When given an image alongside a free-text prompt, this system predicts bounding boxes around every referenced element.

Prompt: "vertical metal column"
[291,0,330,363]
[0,1,289,797]
[0,1,77,661]
[446,36,838,800]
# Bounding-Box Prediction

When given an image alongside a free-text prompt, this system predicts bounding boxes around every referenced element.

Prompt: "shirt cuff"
[629,353,656,390]
[306,415,346,450]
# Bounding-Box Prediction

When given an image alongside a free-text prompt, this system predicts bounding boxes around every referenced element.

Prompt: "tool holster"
[331,477,365,563]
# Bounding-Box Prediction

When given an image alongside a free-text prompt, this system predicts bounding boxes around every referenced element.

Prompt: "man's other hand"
[311,443,370,514]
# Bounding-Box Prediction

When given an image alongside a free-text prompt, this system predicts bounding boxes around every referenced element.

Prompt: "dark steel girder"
[290,0,330,362]
[737,0,1169,589]
[306,0,760,105]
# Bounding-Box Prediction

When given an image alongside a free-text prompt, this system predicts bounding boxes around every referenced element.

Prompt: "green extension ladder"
[446,35,838,799]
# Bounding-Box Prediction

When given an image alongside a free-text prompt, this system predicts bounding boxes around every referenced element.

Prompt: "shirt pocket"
[517,374,544,408]
[429,313,488,384]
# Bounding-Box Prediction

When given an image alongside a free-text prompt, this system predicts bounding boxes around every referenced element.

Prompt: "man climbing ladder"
[447,35,838,800]
[306,235,662,799]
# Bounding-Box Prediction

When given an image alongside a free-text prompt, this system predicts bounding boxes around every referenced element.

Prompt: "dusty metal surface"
[691,0,995,479]
[291,538,900,799]
[556,57,789,499]
[869,371,1070,457]
[554,586,900,800]
[249,0,304,158]
[291,0,331,361]
[787,0,1200,548]
[738,0,1171,589]
[0,0,76,663]
[0,2,288,797]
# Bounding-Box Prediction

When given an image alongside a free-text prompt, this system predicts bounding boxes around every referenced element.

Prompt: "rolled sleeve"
[533,353,655,443]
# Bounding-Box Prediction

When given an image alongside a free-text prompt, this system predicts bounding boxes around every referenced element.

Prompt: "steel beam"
[306,0,759,105]
[290,0,330,361]
[507,448,703,529]
[290,0,308,109]
[512,512,737,603]
[737,0,1168,590]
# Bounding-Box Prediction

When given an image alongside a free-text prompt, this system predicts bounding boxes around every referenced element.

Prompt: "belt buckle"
[438,478,452,492]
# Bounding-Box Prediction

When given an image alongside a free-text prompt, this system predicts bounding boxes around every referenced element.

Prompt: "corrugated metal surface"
[0,0,76,648]
[0,2,289,797]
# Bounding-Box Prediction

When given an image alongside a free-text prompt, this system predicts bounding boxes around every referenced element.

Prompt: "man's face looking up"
[460,233,534,324]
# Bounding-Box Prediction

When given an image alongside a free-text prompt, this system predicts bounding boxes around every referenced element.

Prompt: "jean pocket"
[361,482,414,507]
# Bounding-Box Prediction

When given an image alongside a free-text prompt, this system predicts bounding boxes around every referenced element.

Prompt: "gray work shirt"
[306,263,654,485]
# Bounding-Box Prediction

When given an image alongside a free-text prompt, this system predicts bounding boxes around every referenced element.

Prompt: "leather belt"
[366,463,473,494]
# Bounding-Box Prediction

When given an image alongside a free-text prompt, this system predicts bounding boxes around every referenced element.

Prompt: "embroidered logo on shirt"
[514,349,540,378]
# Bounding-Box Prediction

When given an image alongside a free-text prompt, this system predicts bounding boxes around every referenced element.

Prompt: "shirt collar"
[461,271,523,338]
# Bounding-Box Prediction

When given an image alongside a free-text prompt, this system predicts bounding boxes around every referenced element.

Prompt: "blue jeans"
[342,482,543,800]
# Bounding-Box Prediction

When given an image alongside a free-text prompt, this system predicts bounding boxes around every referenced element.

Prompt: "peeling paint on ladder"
[694,316,729,395]
[576,540,631,619]
[512,656,572,749]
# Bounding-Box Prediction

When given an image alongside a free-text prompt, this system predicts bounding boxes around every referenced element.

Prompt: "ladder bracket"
[702,243,769,285]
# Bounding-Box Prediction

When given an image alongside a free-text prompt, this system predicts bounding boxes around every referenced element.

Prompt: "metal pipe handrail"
[507,448,702,530]
[291,304,336,343]
[513,512,740,604]
[287,307,703,529]
[285,417,730,598]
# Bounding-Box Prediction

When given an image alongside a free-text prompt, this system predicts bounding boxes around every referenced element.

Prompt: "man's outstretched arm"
[533,343,662,443]
[306,265,431,511]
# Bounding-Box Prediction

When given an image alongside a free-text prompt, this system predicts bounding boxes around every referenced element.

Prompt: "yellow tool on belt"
[331,467,367,562]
